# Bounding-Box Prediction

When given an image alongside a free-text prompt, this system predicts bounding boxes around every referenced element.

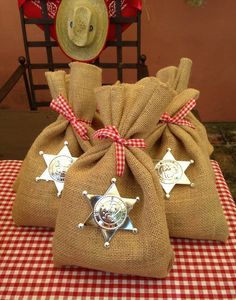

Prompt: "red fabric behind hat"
[17,0,142,42]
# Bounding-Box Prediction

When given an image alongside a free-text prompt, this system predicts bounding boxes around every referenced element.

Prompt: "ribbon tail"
[185,121,195,129]
[73,121,89,141]
[115,143,125,177]
[50,98,71,120]
[174,99,196,120]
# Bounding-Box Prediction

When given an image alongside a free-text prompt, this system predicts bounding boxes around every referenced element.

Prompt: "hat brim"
[56,0,109,62]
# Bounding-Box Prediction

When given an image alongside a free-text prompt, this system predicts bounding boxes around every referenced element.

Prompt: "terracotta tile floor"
[205,122,236,200]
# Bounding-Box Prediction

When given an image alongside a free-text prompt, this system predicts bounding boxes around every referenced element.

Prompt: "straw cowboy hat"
[56,0,109,62]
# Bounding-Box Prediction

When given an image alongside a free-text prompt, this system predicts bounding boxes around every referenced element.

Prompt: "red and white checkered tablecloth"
[0,160,236,299]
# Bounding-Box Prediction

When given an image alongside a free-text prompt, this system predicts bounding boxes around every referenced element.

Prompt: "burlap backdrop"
[52,80,175,278]
[12,62,102,228]
[146,88,229,242]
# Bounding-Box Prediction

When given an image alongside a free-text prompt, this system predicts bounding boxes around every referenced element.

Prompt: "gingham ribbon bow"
[160,99,196,128]
[50,95,91,140]
[94,125,146,177]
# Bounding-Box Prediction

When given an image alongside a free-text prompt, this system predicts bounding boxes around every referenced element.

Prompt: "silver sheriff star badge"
[78,178,140,248]
[155,148,194,199]
[36,141,78,197]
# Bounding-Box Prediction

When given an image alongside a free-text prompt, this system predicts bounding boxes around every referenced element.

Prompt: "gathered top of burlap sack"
[12,62,102,228]
[145,62,229,242]
[52,79,175,278]
[156,57,192,94]
[151,57,213,156]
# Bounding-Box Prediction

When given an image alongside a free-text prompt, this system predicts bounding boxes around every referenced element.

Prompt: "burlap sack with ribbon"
[146,86,229,242]
[155,57,214,156]
[52,80,175,278]
[12,62,102,228]
[12,71,71,192]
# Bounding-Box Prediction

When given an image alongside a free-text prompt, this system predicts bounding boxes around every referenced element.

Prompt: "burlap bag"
[52,80,175,278]
[12,62,102,228]
[155,57,214,156]
[12,71,70,192]
[146,88,229,242]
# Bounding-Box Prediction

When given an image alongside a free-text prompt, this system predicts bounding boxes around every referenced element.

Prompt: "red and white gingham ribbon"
[50,95,91,140]
[94,125,146,177]
[160,99,196,128]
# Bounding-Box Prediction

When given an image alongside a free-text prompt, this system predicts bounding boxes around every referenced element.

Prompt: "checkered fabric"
[0,160,235,300]
[160,99,196,128]
[94,125,146,176]
[50,95,91,140]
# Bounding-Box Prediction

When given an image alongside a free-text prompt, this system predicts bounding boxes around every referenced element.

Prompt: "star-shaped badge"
[155,148,194,199]
[36,141,78,197]
[78,178,140,248]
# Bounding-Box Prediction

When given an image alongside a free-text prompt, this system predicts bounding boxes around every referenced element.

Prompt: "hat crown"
[68,5,97,47]
[56,0,109,61]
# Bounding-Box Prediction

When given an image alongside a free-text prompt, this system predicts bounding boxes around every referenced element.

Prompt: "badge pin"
[155,148,194,198]
[36,141,78,197]
[78,178,140,248]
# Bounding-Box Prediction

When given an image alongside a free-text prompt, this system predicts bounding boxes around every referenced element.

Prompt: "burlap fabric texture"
[52,80,175,278]
[154,57,213,156]
[146,70,229,242]
[12,71,69,193]
[12,62,102,228]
